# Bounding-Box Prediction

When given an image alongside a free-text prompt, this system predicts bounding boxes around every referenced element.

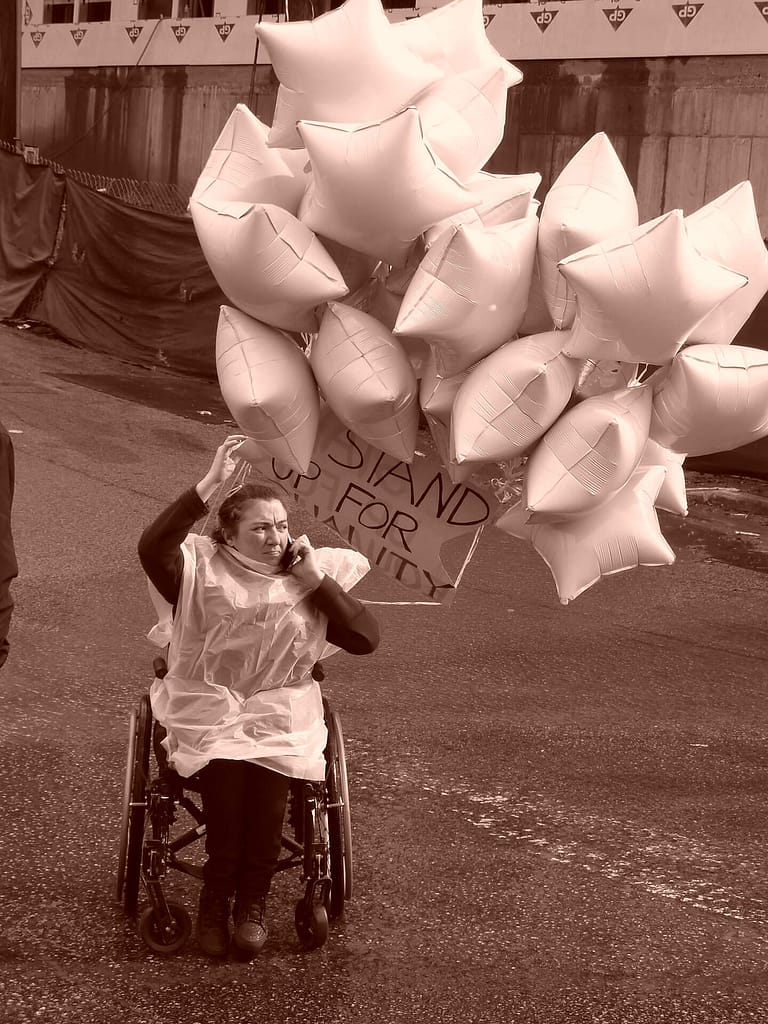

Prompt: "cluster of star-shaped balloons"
[188,0,768,604]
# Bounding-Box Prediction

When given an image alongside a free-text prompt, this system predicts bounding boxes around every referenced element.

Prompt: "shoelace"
[242,902,265,925]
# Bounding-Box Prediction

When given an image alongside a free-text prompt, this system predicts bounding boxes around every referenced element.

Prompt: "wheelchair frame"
[116,683,353,955]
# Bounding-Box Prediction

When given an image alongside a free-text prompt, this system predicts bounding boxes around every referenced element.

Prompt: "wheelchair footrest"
[169,856,204,880]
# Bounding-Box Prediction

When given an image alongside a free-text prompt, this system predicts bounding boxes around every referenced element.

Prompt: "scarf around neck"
[219,541,284,576]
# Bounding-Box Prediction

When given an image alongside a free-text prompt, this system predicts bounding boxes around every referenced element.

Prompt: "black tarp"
[32,177,224,379]
[0,149,65,317]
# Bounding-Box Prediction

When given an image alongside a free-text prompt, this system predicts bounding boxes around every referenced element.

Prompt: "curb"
[686,487,768,516]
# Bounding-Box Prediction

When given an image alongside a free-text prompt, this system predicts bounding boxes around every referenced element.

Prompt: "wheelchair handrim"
[116,708,138,902]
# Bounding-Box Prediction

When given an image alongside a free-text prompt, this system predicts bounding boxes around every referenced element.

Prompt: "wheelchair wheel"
[324,701,353,919]
[295,901,329,950]
[116,694,152,916]
[138,900,192,955]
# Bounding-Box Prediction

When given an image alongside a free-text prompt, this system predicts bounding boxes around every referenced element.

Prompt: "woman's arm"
[288,539,380,655]
[310,576,380,655]
[138,435,246,604]
[138,487,207,605]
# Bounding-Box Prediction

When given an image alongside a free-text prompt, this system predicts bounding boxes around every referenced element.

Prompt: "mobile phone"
[280,537,300,571]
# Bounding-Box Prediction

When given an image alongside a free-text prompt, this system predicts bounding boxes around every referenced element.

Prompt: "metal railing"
[0,138,190,216]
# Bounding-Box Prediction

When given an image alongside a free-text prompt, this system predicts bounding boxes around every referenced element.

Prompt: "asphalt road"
[1,324,768,1024]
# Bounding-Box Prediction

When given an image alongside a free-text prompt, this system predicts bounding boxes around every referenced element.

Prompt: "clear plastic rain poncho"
[148,534,370,781]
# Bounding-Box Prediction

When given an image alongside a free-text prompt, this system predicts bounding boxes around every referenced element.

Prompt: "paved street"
[1,323,767,1024]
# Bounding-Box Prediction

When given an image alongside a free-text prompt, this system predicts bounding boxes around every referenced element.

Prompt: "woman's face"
[228,498,290,566]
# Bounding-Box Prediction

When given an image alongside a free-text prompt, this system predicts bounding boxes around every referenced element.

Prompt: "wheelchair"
[115,659,353,955]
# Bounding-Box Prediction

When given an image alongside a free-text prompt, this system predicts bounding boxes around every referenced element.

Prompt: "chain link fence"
[0,138,190,216]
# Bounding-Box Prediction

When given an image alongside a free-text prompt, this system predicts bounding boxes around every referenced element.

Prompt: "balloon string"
[200,458,251,536]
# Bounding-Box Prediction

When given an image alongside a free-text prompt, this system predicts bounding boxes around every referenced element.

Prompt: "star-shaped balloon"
[450,331,578,465]
[424,170,540,248]
[395,215,539,376]
[496,465,675,604]
[216,305,320,475]
[570,357,639,401]
[190,197,348,333]
[685,180,768,346]
[393,0,522,89]
[296,161,384,302]
[297,108,477,267]
[558,211,748,366]
[256,0,442,149]
[639,438,687,516]
[190,103,308,214]
[537,132,638,330]
[517,255,554,338]
[650,344,768,456]
[523,384,653,519]
[414,66,509,184]
[313,231,380,296]
[419,351,475,482]
[310,302,420,462]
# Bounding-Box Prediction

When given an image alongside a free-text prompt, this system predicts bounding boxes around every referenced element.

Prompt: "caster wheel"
[138,900,192,955]
[295,901,329,950]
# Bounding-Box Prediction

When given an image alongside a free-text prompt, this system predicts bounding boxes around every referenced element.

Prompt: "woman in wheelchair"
[138,434,379,959]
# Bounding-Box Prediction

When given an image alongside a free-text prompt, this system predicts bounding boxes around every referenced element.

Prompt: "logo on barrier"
[125,24,143,44]
[672,3,704,26]
[755,2,768,21]
[603,6,633,29]
[70,27,87,46]
[530,7,558,31]
[30,29,45,47]
[482,14,496,28]
[215,21,234,42]
[172,23,189,42]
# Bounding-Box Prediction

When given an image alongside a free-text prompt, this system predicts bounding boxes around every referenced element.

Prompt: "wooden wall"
[17,54,768,236]
[0,4,19,141]
[19,64,278,193]
[488,55,768,235]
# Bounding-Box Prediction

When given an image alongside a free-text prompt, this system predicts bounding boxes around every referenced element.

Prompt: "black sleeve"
[138,487,208,606]
[0,426,17,670]
[310,575,380,655]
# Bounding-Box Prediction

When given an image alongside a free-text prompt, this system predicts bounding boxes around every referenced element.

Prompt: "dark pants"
[197,759,290,901]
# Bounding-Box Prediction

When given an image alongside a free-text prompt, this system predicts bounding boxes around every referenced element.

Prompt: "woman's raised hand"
[210,435,248,483]
[196,434,248,503]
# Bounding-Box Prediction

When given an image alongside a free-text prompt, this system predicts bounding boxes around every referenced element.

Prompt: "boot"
[195,886,231,958]
[232,896,268,958]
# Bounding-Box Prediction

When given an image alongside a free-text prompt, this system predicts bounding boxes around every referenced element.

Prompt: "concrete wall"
[17,54,768,234]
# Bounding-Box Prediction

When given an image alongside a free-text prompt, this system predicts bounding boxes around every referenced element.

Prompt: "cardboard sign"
[239,408,492,604]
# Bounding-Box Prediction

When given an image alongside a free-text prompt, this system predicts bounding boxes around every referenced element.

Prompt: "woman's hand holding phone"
[283,534,324,590]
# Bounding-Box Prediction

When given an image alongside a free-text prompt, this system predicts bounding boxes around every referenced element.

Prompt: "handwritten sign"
[239,409,492,604]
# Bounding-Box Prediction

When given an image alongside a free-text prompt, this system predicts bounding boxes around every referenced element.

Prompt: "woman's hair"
[211,483,287,545]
